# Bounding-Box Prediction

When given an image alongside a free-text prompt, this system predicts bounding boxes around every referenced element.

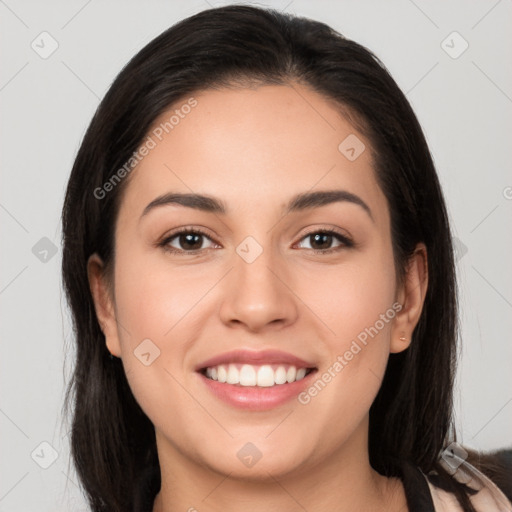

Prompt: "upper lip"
[195,349,317,371]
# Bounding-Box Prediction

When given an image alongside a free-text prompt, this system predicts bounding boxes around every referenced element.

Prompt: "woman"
[61,5,511,511]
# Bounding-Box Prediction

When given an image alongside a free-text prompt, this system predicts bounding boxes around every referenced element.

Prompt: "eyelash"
[158,227,354,256]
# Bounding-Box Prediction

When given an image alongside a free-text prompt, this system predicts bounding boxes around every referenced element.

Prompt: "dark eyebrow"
[287,190,373,222]
[140,189,373,222]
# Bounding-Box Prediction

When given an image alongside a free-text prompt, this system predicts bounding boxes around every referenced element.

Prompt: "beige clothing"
[426,458,512,511]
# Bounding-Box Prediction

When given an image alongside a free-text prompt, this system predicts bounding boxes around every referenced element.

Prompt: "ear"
[87,253,122,357]
[390,242,428,353]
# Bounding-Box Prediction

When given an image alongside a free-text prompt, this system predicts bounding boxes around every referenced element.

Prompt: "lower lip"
[197,370,318,411]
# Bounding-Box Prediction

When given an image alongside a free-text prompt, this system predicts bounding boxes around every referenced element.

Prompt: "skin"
[88,83,428,512]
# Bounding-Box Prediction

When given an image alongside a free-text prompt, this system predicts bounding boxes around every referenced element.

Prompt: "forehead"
[117,84,388,226]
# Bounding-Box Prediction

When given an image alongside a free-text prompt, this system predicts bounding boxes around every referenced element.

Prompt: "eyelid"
[293,226,354,251]
[297,225,352,242]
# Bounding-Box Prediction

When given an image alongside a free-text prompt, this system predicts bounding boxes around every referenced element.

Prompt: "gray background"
[1,0,511,510]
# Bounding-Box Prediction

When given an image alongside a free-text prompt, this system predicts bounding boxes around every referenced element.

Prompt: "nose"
[218,241,299,333]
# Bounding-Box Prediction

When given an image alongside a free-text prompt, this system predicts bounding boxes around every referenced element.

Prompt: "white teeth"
[257,365,275,387]
[286,366,297,383]
[239,364,257,386]
[296,368,307,380]
[274,366,287,385]
[217,365,227,383]
[227,364,239,384]
[203,363,312,387]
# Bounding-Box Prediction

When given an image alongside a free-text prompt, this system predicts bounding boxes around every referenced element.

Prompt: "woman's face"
[89,83,426,480]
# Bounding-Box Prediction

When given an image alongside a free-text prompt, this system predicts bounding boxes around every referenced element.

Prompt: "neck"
[152,418,406,512]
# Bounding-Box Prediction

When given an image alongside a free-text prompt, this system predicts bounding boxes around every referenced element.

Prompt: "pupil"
[181,233,202,250]
[311,233,331,250]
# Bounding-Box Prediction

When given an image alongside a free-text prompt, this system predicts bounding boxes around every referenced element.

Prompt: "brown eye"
[175,232,204,251]
[160,228,217,254]
[308,232,334,250]
[159,227,353,256]
[296,229,353,253]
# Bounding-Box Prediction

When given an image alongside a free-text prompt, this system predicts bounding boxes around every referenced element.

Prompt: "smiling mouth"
[199,363,317,387]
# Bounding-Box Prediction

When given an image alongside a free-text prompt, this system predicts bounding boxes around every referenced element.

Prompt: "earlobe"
[390,243,428,354]
[87,253,121,357]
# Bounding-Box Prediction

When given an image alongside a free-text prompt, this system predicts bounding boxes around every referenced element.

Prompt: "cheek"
[111,252,206,426]
[295,244,397,345]
[295,243,397,412]
[113,250,209,344]
[111,250,219,398]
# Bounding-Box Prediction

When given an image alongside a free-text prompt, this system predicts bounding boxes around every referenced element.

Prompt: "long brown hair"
[61,5,491,511]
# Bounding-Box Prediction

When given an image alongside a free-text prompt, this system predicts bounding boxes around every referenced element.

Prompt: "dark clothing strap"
[400,461,436,511]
